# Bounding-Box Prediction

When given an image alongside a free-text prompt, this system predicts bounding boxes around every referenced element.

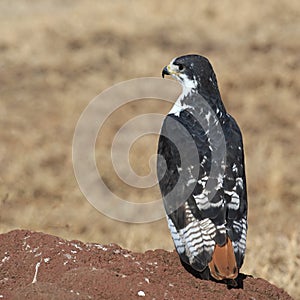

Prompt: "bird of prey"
[157,54,247,283]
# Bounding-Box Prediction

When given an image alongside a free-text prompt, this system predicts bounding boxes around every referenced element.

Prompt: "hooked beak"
[162,66,170,78]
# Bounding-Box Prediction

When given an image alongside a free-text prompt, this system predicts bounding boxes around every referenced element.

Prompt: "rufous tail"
[208,237,238,280]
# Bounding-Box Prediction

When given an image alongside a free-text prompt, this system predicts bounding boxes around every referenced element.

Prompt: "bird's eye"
[177,64,184,71]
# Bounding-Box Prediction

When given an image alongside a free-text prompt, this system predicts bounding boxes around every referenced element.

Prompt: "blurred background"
[0,0,299,298]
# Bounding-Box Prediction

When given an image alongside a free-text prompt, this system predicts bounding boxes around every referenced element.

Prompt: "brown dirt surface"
[0,230,294,300]
[0,0,299,299]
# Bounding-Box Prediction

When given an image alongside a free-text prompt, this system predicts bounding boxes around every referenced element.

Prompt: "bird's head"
[162,54,219,96]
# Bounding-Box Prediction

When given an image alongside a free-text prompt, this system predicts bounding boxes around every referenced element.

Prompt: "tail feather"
[208,237,238,280]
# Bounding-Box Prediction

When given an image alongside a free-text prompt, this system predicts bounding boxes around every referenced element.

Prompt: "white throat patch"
[169,74,197,117]
[177,73,198,100]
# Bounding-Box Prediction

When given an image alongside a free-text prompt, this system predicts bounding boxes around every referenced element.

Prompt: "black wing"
[157,108,247,272]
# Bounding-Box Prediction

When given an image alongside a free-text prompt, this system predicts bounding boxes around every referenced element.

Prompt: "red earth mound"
[0,230,293,299]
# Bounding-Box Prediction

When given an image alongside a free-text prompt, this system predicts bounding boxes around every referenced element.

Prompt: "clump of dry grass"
[0,0,299,298]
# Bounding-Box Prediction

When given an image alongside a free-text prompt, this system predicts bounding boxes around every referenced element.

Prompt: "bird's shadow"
[180,259,248,289]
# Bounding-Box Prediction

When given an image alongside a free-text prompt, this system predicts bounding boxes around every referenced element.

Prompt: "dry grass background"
[0,0,299,298]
